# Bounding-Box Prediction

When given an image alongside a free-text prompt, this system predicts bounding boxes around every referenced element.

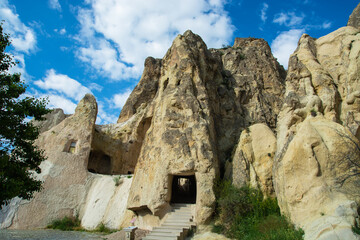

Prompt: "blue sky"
[1,0,358,124]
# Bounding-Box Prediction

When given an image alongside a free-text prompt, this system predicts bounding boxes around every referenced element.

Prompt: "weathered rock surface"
[80,175,133,230]
[32,108,68,133]
[1,94,137,230]
[5,94,98,229]
[275,117,360,239]
[126,30,221,224]
[229,123,276,197]
[122,30,286,225]
[210,38,285,163]
[274,25,360,239]
[348,3,360,29]
[4,7,360,237]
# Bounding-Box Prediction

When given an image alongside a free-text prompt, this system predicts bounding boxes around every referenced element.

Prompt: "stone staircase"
[142,204,195,240]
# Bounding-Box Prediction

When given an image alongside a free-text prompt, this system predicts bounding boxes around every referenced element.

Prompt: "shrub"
[113,176,123,186]
[213,180,303,240]
[47,216,81,231]
[95,222,113,233]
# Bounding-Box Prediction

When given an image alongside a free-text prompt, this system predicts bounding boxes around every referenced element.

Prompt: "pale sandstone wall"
[274,26,360,239]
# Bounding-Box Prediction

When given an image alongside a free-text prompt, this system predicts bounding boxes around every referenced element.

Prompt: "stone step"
[142,235,178,240]
[161,223,194,228]
[142,204,196,240]
[152,228,183,233]
[167,215,192,219]
[147,231,181,236]
[171,210,192,213]
[153,226,190,231]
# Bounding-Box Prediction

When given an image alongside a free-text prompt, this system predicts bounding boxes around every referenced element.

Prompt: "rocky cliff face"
[119,30,286,225]
[1,5,360,239]
[348,3,360,29]
[273,23,360,239]
[6,94,98,229]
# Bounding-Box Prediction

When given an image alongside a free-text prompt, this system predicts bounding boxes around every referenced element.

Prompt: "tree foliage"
[0,21,50,207]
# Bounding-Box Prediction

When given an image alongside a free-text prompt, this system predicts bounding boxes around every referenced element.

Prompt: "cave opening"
[171,175,196,204]
[87,150,111,174]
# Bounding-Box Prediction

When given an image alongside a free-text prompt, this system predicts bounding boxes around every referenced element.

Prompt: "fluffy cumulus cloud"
[271,29,304,68]
[0,0,36,53]
[46,94,77,113]
[76,0,234,81]
[34,69,92,101]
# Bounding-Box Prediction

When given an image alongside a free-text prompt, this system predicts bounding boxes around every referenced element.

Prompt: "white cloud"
[46,94,77,113]
[271,29,304,68]
[48,0,61,11]
[96,102,118,124]
[77,39,139,80]
[0,0,37,53]
[34,69,92,101]
[260,3,269,23]
[76,0,234,81]
[88,82,103,92]
[273,12,304,27]
[111,89,132,109]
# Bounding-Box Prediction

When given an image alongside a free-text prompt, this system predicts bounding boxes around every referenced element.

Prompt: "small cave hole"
[64,140,77,153]
[69,141,77,153]
[163,78,169,90]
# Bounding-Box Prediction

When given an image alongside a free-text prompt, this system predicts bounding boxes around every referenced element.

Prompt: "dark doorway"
[171,175,196,204]
[88,150,111,174]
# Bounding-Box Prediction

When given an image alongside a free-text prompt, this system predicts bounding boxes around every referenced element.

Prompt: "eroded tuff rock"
[2,94,135,230]
[275,117,360,240]
[348,3,360,29]
[126,30,221,225]
[32,108,68,134]
[274,26,360,239]
[121,30,286,225]
[6,94,98,229]
[210,38,285,163]
[228,123,276,197]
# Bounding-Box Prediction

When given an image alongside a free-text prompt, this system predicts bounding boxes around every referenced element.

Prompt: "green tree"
[0,22,50,207]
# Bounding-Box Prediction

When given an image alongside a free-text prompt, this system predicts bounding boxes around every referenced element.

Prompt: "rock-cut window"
[69,141,77,153]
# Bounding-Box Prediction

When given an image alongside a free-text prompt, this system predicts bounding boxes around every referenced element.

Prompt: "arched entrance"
[171,175,196,204]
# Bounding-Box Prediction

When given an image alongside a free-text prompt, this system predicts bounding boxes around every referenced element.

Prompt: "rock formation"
[32,108,68,134]
[1,94,134,230]
[0,31,287,229]
[120,30,286,226]
[1,4,360,240]
[348,3,360,29]
[228,123,276,197]
[6,94,98,229]
[273,22,360,239]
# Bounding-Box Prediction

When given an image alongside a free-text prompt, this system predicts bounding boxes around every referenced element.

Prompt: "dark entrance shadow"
[171,175,196,204]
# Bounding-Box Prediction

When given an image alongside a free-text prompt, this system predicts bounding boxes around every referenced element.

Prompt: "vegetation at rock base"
[0,21,50,207]
[212,180,304,240]
[47,216,82,231]
[47,216,115,234]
